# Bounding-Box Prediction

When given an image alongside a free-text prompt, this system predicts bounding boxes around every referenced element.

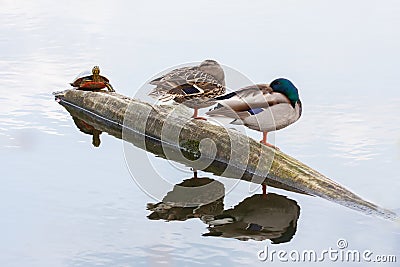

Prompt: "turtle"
[70,66,115,92]
[72,116,102,147]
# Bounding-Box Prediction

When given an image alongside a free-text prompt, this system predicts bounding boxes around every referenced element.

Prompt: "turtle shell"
[78,81,107,90]
[70,70,110,89]
[72,116,97,134]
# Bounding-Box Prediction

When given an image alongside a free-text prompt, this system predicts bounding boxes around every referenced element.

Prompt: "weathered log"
[54,89,397,220]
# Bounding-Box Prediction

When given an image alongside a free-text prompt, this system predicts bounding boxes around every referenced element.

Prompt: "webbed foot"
[260,140,280,150]
[192,116,207,121]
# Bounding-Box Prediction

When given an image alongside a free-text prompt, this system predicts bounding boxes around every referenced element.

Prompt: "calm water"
[1,1,400,266]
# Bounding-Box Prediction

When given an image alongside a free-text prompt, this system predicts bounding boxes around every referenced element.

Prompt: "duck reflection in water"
[72,116,102,147]
[147,173,300,243]
[202,193,300,243]
[147,175,225,221]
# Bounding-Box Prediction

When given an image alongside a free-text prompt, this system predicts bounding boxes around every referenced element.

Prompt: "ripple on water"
[282,100,400,164]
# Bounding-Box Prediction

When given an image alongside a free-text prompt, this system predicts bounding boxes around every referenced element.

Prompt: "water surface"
[1,1,400,266]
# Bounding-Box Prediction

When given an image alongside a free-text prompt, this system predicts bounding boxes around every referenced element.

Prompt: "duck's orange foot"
[192,116,208,121]
[260,140,280,150]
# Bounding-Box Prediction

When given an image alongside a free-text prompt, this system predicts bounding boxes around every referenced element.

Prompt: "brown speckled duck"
[149,59,226,120]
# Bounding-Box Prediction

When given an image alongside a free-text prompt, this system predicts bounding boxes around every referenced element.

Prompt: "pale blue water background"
[1,0,400,266]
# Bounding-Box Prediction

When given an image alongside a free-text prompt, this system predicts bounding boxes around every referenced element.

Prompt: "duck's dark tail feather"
[214,92,237,100]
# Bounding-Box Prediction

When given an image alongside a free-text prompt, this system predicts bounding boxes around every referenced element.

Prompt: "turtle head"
[270,78,300,108]
[92,66,100,75]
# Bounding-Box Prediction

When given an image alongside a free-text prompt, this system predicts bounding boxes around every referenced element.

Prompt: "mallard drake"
[206,78,302,149]
[202,193,300,243]
[149,59,226,119]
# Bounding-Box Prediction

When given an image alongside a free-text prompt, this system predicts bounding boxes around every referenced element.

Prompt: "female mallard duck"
[206,78,302,149]
[148,59,226,119]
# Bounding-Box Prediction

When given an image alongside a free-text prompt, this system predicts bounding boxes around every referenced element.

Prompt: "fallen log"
[54,89,397,220]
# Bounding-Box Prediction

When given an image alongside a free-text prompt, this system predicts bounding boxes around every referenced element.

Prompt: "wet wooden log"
[54,89,397,220]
